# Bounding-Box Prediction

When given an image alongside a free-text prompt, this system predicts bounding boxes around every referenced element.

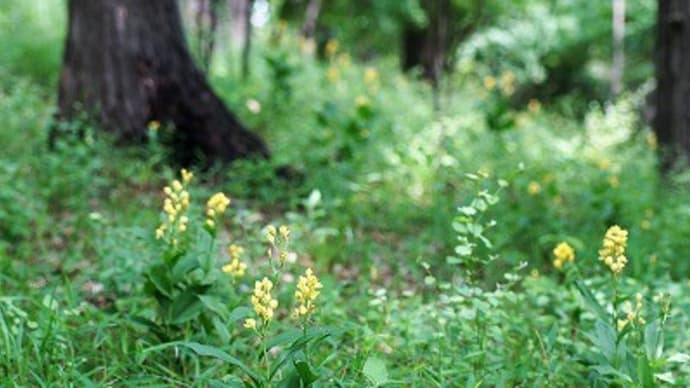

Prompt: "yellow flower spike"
[598,226,629,275]
[155,224,166,239]
[228,244,244,260]
[171,180,183,192]
[222,259,247,278]
[552,242,575,271]
[180,169,193,184]
[207,193,231,215]
[251,278,278,322]
[278,225,290,241]
[266,225,277,244]
[292,268,323,320]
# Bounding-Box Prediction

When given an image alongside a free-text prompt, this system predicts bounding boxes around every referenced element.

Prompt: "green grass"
[1,10,690,386]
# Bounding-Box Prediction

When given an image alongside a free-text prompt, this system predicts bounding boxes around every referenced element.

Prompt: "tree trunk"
[194,0,221,73]
[57,0,268,164]
[302,0,322,40]
[655,0,690,168]
[611,0,625,98]
[228,0,253,78]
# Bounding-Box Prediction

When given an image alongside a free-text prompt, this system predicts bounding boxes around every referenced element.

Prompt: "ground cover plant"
[1,0,690,386]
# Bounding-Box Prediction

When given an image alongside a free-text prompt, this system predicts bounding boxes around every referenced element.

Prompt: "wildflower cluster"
[598,225,628,275]
[222,244,247,278]
[205,192,231,230]
[245,277,278,330]
[553,242,575,270]
[293,268,323,320]
[266,225,291,265]
[617,293,645,331]
[155,169,192,241]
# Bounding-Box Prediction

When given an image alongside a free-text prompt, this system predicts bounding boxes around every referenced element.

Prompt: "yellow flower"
[646,132,657,150]
[326,66,340,82]
[552,242,575,270]
[243,318,256,329]
[228,244,244,259]
[278,225,290,241]
[155,224,167,240]
[148,120,160,131]
[207,193,230,214]
[527,99,541,113]
[223,259,247,278]
[266,225,277,244]
[640,219,651,230]
[598,225,628,275]
[608,175,620,188]
[527,181,542,195]
[156,173,191,240]
[617,293,645,330]
[355,95,369,107]
[483,76,496,90]
[597,158,611,171]
[205,192,231,230]
[500,71,515,95]
[223,244,247,278]
[364,67,379,84]
[180,169,193,184]
[251,277,278,322]
[325,39,338,58]
[293,268,323,319]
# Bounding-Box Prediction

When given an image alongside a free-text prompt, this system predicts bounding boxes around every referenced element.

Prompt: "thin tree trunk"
[195,0,221,73]
[302,0,322,40]
[241,0,254,79]
[57,0,268,164]
[611,0,625,98]
[655,0,690,168]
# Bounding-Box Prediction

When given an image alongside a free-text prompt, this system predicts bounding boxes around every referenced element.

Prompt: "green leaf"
[171,254,200,281]
[228,306,253,323]
[293,359,319,386]
[458,206,477,216]
[446,255,462,265]
[178,342,261,386]
[644,320,662,360]
[637,353,655,388]
[147,264,172,298]
[594,319,617,359]
[199,295,230,318]
[212,316,231,343]
[363,356,389,387]
[667,353,690,363]
[455,244,473,256]
[169,290,203,324]
[269,328,332,381]
[591,365,633,383]
[573,280,608,320]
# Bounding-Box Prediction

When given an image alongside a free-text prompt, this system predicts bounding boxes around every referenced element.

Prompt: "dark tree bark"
[401,0,450,85]
[302,0,322,40]
[57,0,268,164]
[655,0,690,168]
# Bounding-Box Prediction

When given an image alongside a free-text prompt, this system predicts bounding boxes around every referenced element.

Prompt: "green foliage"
[2,1,690,386]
